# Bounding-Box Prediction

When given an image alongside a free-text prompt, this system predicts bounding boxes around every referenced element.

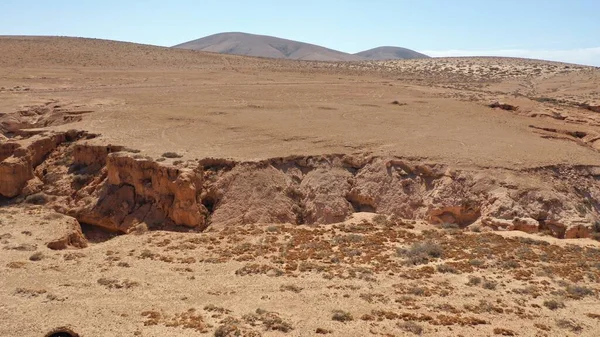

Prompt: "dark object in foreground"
[45,327,80,337]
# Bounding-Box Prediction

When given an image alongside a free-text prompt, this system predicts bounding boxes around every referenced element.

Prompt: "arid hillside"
[354,46,430,60]
[173,32,365,61]
[1,37,600,337]
[173,32,429,61]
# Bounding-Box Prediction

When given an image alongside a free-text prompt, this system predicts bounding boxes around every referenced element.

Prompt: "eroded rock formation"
[2,128,600,240]
[0,130,82,197]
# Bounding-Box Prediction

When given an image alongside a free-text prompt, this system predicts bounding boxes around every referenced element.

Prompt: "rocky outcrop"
[480,217,513,231]
[511,217,540,234]
[0,101,86,134]
[429,206,481,227]
[46,217,88,250]
[0,155,33,197]
[565,222,594,239]
[0,142,20,162]
[73,153,208,232]
[72,143,123,167]
[300,168,354,224]
[348,159,433,218]
[0,131,82,197]
[209,165,297,228]
[2,134,600,240]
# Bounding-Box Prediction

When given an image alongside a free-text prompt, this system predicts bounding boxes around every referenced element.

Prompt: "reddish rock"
[0,156,33,197]
[45,217,88,250]
[480,217,513,230]
[511,217,540,233]
[564,223,593,239]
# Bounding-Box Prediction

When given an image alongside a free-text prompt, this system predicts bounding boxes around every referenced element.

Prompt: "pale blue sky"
[1,0,599,65]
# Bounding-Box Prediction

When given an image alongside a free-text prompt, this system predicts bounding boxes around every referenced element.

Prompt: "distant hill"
[354,46,430,60]
[173,32,364,61]
[173,32,428,61]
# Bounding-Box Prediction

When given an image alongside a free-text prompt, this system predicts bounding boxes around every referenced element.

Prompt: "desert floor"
[1,37,600,336]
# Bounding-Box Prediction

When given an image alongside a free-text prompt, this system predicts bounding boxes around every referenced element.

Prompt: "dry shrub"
[6,261,26,269]
[315,327,333,334]
[332,310,353,322]
[280,284,303,293]
[482,280,497,290]
[14,288,47,297]
[243,309,293,332]
[72,174,92,187]
[397,321,423,335]
[566,284,594,299]
[400,241,443,265]
[543,299,565,310]
[97,278,139,289]
[372,214,390,226]
[556,319,583,333]
[441,222,460,230]
[493,328,516,336]
[467,276,482,286]
[214,324,240,337]
[204,304,232,315]
[25,192,48,205]
[162,152,182,158]
[437,263,459,274]
[142,309,208,333]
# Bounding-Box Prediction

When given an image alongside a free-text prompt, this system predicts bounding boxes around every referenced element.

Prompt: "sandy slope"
[1,37,599,169]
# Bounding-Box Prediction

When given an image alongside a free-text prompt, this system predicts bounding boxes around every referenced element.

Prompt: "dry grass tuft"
[543,299,565,310]
[565,284,594,299]
[24,192,49,205]
[397,321,424,335]
[556,318,583,333]
[399,241,443,265]
[332,310,353,322]
[280,284,303,293]
[493,327,517,336]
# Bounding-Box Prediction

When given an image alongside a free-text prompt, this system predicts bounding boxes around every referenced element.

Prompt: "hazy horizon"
[1,0,599,66]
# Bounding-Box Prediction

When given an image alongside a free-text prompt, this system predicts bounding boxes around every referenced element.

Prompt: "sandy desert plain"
[2,36,600,336]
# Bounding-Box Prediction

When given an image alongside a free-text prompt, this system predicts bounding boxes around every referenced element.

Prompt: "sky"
[1,0,599,66]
